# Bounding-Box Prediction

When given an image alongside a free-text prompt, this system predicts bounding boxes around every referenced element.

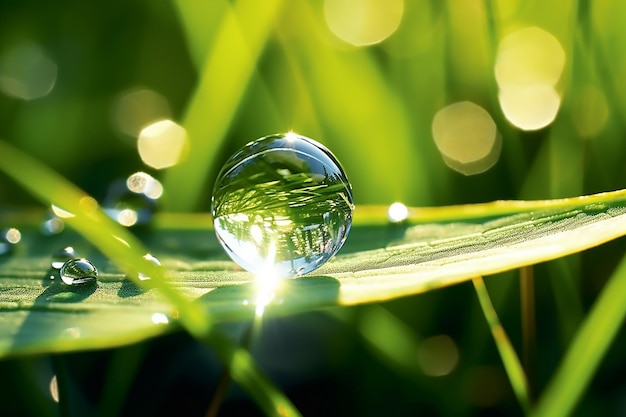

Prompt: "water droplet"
[59,258,98,285]
[51,246,78,269]
[0,227,21,255]
[103,177,157,227]
[211,132,354,278]
[138,253,161,281]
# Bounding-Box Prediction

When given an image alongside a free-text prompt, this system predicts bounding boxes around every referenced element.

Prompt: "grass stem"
[473,276,531,414]
[520,266,535,400]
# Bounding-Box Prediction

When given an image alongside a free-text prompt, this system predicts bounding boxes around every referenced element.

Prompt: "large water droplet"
[211,132,354,278]
[51,246,78,269]
[59,258,98,285]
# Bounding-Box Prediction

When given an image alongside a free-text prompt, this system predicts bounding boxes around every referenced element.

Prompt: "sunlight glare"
[324,0,404,46]
[253,243,282,318]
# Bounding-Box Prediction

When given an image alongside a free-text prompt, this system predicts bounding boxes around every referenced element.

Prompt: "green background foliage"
[2,1,626,416]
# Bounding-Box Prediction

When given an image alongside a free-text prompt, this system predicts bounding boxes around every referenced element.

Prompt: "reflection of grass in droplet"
[214,171,351,223]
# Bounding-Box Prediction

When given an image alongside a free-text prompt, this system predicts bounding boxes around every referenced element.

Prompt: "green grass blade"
[0,139,209,335]
[0,140,301,416]
[4,189,626,357]
[531,251,626,417]
[164,0,285,211]
[473,276,531,413]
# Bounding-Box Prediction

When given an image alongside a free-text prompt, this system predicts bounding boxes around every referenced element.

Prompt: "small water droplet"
[211,132,354,278]
[59,258,98,285]
[138,253,161,281]
[51,246,78,269]
[0,227,21,255]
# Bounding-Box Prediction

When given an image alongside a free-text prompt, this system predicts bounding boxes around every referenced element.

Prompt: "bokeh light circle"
[324,0,404,46]
[431,101,501,175]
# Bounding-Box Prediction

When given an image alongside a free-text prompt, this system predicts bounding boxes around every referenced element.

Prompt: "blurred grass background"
[2,0,626,416]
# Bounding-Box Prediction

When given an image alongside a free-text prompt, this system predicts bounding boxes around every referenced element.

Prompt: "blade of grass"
[473,276,531,414]
[165,0,285,211]
[0,140,209,334]
[0,140,301,417]
[520,265,535,397]
[532,250,626,417]
[351,188,626,225]
[280,0,431,204]
[203,328,302,417]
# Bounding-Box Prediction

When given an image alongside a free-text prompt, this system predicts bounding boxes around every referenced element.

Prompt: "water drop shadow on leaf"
[211,132,354,278]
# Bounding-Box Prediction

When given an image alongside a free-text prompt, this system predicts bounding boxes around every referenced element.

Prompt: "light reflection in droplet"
[253,246,282,318]
[49,375,59,403]
[417,334,459,377]
[495,26,565,131]
[112,88,171,137]
[0,41,57,100]
[432,101,501,175]
[571,85,609,138]
[388,202,409,223]
[254,273,281,318]
[498,84,561,131]
[324,0,404,46]
[138,120,189,169]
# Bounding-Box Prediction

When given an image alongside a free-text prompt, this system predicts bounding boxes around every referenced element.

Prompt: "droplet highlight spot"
[211,132,354,278]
